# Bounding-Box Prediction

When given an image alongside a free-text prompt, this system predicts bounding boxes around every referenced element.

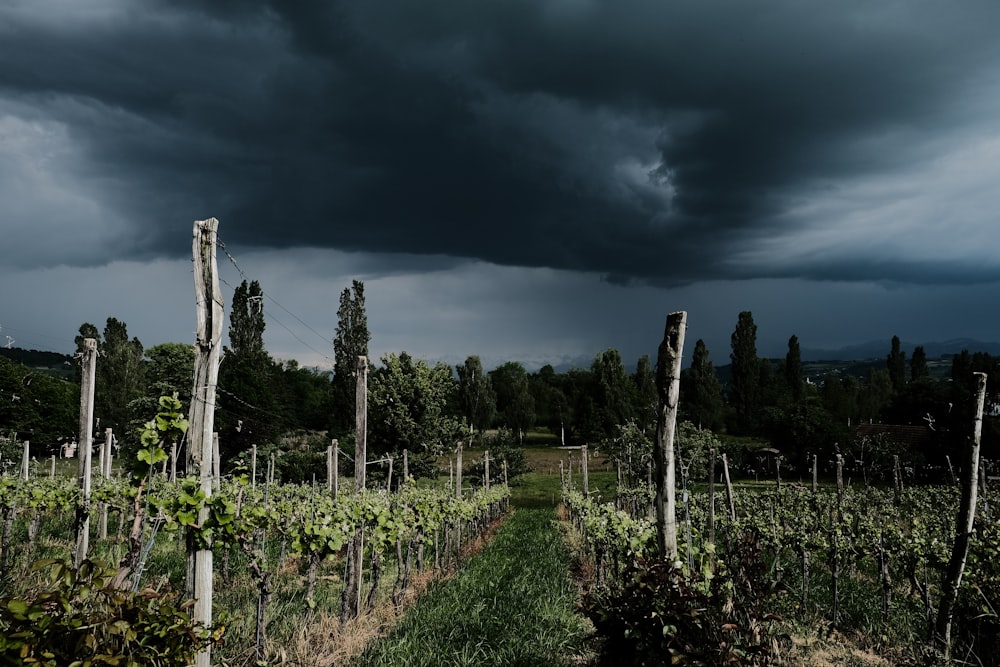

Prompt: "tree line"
[2,294,997,483]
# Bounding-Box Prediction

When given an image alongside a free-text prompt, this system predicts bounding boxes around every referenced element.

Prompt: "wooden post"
[344,356,368,619]
[251,444,257,489]
[189,218,224,667]
[268,452,275,485]
[21,441,29,480]
[581,444,589,496]
[403,448,409,484]
[212,432,221,492]
[456,441,463,499]
[327,444,334,492]
[721,453,737,522]
[99,427,112,539]
[707,447,716,545]
[74,337,97,568]
[654,311,686,562]
[503,460,508,487]
[355,356,368,492]
[170,440,178,483]
[50,455,56,480]
[935,372,988,658]
[484,450,490,491]
[332,440,339,498]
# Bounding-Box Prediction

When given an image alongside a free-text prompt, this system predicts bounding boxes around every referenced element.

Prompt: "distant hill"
[800,338,1000,362]
[0,347,76,380]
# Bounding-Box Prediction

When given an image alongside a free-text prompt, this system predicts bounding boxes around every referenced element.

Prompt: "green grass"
[354,508,592,667]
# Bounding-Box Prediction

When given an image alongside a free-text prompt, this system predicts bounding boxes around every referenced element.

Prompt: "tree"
[784,335,804,402]
[218,280,277,462]
[887,335,907,392]
[490,362,535,444]
[96,318,146,440]
[145,343,195,407]
[456,356,496,443]
[369,352,462,456]
[910,345,929,382]
[331,281,371,435]
[729,311,760,432]
[591,348,633,440]
[680,339,724,431]
[632,355,657,435]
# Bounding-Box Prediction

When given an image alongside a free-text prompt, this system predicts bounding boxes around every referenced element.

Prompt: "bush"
[582,533,778,666]
[0,558,220,666]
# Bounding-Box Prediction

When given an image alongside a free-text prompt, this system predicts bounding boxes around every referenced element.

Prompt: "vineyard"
[0,463,510,665]
[565,474,1000,665]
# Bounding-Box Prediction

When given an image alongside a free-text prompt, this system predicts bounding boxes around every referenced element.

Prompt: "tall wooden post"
[74,337,97,568]
[581,444,589,496]
[707,447,716,546]
[99,427,113,539]
[403,448,409,484]
[345,356,368,619]
[189,218,223,667]
[332,440,339,498]
[327,444,334,492]
[456,441,464,499]
[21,441,29,480]
[653,311,686,562]
[212,432,221,492]
[936,372,988,658]
[484,450,490,491]
[251,444,257,489]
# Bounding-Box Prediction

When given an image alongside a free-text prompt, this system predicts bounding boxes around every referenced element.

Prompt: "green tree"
[591,348,634,440]
[632,355,657,435]
[680,339,724,431]
[218,280,278,462]
[96,318,146,442]
[910,345,929,382]
[145,343,195,406]
[456,356,496,443]
[784,335,804,402]
[331,280,371,436]
[887,335,907,392]
[490,362,536,444]
[369,352,462,456]
[729,311,760,432]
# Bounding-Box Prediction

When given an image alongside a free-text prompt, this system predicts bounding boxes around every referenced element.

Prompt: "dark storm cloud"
[3,0,1000,284]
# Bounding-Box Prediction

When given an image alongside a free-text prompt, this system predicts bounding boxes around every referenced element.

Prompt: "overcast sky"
[3,0,1000,372]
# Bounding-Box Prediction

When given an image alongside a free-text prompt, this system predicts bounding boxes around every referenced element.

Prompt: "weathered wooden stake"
[653,310,686,562]
[251,443,257,489]
[99,427,112,539]
[327,444,334,492]
[189,218,224,667]
[484,450,490,491]
[21,441,29,480]
[707,447,716,545]
[456,441,464,499]
[403,448,409,484]
[344,356,368,619]
[721,453,737,522]
[581,444,589,496]
[935,372,988,658]
[74,337,97,569]
[332,439,339,498]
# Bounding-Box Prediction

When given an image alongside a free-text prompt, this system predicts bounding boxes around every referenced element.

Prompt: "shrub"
[0,558,220,666]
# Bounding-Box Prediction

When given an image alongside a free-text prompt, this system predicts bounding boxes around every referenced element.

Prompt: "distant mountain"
[800,338,1000,362]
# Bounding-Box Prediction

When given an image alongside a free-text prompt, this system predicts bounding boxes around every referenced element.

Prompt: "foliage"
[369,352,463,456]
[0,558,218,666]
[464,427,532,485]
[456,355,496,444]
[582,546,777,666]
[490,362,536,443]
[729,311,760,433]
[680,339,724,432]
[591,348,635,441]
[331,280,370,435]
[0,355,78,450]
[887,335,907,392]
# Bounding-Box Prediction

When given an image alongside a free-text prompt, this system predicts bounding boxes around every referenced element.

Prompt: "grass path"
[354,507,591,667]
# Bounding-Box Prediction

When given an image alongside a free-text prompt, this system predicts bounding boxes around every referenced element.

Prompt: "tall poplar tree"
[910,345,929,381]
[785,334,804,402]
[729,311,760,431]
[456,355,496,443]
[680,339,723,430]
[218,279,276,460]
[633,354,658,434]
[887,335,907,392]
[591,348,633,439]
[331,280,371,436]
